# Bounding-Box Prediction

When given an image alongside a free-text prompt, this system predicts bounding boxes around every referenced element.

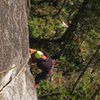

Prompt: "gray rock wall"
[0,0,37,100]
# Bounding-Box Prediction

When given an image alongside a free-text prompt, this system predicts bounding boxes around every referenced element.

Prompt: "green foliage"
[29,16,64,39]
[29,0,67,39]
[29,0,100,100]
[37,71,66,100]
[71,69,100,100]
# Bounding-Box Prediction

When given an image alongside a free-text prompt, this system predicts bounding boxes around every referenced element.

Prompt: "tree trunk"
[0,0,37,100]
[71,46,100,93]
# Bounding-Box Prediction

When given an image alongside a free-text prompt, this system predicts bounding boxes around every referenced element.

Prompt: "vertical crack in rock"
[0,78,12,92]
[0,63,25,92]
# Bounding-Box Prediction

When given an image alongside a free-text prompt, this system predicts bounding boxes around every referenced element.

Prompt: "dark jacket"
[31,52,52,72]
[31,52,53,84]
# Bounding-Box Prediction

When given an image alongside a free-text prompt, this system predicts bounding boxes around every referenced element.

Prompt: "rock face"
[0,0,37,100]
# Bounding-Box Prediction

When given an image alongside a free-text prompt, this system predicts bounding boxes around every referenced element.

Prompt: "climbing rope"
[0,65,19,74]
[0,58,29,75]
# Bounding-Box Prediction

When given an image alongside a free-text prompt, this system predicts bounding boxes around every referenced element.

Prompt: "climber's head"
[34,51,47,60]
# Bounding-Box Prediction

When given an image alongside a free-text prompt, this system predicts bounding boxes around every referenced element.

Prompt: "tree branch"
[53,0,67,17]
[55,0,89,58]
[38,92,61,99]
[29,36,61,45]
[59,0,88,43]
[90,85,100,100]
[71,46,100,93]
[29,0,89,46]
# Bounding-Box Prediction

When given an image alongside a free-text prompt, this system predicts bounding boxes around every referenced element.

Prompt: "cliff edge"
[0,0,37,100]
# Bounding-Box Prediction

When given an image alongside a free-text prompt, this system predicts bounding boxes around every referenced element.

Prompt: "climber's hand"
[29,48,37,54]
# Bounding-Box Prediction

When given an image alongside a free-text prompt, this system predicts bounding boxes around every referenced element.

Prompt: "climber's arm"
[29,48,37,54]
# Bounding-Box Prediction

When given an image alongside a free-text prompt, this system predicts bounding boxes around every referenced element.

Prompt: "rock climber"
[29,48,56,87]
